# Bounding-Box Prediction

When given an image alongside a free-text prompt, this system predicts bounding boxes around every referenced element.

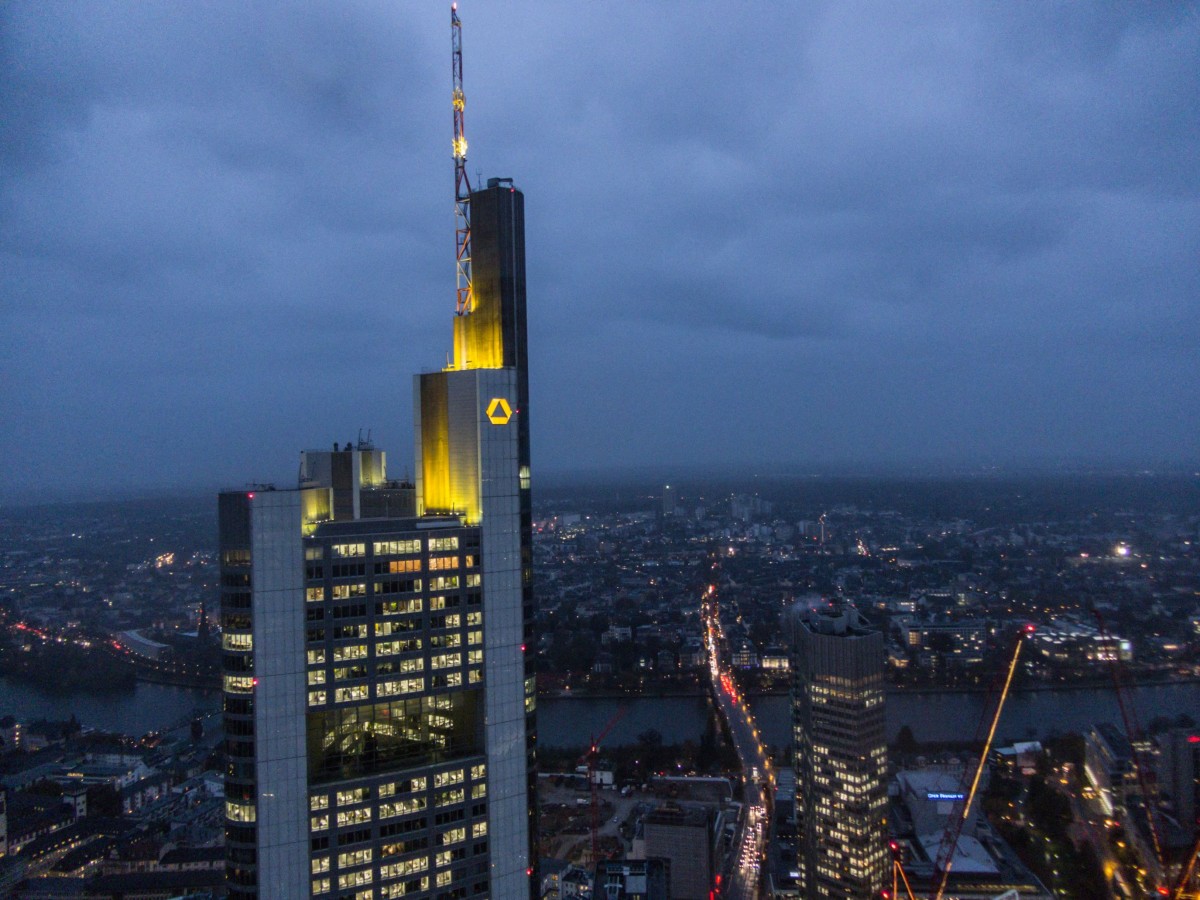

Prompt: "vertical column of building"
[791,609,887,900]
[475,368,531,898]
[218,492,258,899]
[249,491,312,897]
[219,490,317,899]
[419,178,536,898]
[470,181,538,892]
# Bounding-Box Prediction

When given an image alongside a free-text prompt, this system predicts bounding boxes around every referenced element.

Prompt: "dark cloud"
[1,1,1197,499]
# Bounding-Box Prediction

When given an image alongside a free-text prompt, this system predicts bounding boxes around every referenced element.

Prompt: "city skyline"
[3,2,1199,501]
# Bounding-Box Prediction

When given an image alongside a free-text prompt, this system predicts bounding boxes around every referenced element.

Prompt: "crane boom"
[1093,609,1165,874]
[931,627,1031,900]
[451,4,473,367]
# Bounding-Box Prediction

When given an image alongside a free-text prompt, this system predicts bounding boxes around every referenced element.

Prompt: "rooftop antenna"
[451,3,474,369]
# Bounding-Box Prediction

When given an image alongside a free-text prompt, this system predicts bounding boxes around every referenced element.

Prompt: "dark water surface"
[4,677,1195,750]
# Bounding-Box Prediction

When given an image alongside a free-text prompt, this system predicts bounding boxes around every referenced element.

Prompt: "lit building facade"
[220,179,536,899]
[789,606,887,899]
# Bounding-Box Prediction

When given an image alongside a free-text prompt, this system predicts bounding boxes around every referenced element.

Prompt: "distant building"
[594,858,669,900]
[661,485,678,518]
[1033,619,1132,665]
[789,606,887,899]
[731,639,759,669]
[1084,722,1135,816]
[889,766,1052,899]
[634,805,716,900]
[760,647,790,672]
[900,619,986,663]
[1156,728,1200,831]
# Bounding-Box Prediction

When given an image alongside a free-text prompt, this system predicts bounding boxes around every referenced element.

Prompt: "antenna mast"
[451,3,473,368]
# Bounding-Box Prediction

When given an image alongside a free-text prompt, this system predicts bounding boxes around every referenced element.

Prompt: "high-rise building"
[789,606,887,899]
[220,176,535,899]
[661,485,677,518]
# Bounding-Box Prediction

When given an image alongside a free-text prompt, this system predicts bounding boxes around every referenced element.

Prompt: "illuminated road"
[702,576,773,900]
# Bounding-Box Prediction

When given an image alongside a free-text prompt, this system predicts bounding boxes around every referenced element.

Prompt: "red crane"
[1093,608,1166,880]
[450,3,474,368]
[578,706,628,864]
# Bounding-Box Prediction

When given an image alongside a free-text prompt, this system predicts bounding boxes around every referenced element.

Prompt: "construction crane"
[1169,834,1200,899]
[930,625,1035,900]
[450,3,473,369]
[1092,607,1167,887]
[578,706,628,864]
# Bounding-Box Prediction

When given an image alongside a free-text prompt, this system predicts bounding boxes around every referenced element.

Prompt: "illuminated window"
[335,685,369,703]
[377,677,424,697]
[222,632,253,651]
[332,543,366,558]
[338,808,372,827]
[225,800,255,822]
[374,539,421,556]
[338,869,373,889]
[338,849,373,868]
[337,787,368,806]
[429,537,459,552]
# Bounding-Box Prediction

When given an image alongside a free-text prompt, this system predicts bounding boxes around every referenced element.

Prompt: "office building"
[1157,728,1199,831]
[634,805,717,900]
[789,606,887,899]
[221,177,535,899]
[594,859,669,900]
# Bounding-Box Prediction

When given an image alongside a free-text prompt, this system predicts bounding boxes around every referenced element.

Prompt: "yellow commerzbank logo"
[486,397,512,425]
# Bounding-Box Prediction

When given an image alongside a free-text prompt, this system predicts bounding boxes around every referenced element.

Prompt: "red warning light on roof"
[1023,623,1036,634]
[248,492,255,499]
[1188,735,1200,744]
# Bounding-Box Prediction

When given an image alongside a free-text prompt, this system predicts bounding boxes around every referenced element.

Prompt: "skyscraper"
[789,606,887,899]
[220,180,535,898]
[416,176,535,897]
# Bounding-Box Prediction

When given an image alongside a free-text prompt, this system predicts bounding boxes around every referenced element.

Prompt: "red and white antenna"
[451,4,473,367]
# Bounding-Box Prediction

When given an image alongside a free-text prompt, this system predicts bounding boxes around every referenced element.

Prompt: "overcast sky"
[2,2,1197,500]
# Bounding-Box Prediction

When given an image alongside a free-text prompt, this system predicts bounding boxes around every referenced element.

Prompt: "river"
[2,677,1196,750]
[537,682,1200,750]
[0,676,218,737]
